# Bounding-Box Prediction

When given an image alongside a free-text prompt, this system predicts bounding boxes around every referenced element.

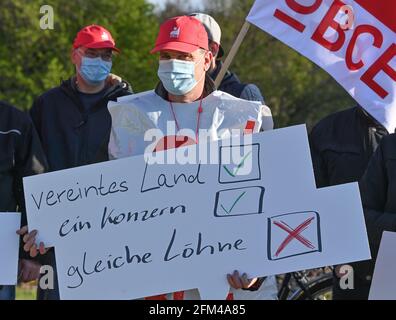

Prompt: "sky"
[148,0,204,10]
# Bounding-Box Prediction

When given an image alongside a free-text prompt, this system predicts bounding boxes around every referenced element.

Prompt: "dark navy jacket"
[0,102,47,269]
[309,106,388,299]
[361,133,396,269]
[0,101,47,222]
[211,62,265,104]
[30,78,132,171]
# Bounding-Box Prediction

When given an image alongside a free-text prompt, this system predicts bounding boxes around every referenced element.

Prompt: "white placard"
[369,231,396,300]
[23,125,370,299]
[0,212,21,285]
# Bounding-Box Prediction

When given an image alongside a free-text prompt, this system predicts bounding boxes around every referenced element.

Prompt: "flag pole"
[214,21,251,88]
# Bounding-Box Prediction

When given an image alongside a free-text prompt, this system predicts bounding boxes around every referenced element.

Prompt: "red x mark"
[273,217,315,257]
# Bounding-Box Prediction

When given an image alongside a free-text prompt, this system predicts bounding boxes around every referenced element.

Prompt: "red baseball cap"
[151,16,209,54]
[73,25,120,52]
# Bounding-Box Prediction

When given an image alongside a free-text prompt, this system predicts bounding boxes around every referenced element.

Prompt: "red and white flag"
[247,0,396,133]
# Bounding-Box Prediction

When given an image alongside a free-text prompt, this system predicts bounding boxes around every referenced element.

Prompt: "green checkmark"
[223,151,252,177]
[220,191,247,214]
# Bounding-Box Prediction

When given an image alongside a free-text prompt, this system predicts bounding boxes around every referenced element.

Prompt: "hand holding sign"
[18,259,41,283]
[17,226,48,258]
[227,271,258,290]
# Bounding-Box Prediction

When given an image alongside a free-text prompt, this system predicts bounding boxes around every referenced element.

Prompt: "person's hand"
[106,73,122,86]
[18,259,41,283]
[335,264,350,278]
[17,226,48,258]
[227,270,258,290]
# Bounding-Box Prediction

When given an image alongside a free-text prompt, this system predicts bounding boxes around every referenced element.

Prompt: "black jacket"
[30,78,132,171]
[0,101,47,270]
[0,101,47,224]
[210,62,265,104]
[360,133,396,266]
[310,106,388,188]
[309,106,388,294]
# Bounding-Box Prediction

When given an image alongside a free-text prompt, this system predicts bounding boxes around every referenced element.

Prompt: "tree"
[0,0,159,110]
[157,0,203,22]
[204,0,354,128]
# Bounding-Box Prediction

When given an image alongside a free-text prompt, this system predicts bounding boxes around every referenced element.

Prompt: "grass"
[16,283,37,300]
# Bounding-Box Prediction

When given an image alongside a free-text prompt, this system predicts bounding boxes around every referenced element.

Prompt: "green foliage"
[0,0,159,110]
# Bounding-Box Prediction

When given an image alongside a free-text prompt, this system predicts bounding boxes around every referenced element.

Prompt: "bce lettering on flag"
[247,0,396,133]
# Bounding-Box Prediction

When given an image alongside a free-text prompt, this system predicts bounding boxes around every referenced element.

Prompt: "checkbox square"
[218,143,261,184]
[267,211,322,261]
[214,186,265,217]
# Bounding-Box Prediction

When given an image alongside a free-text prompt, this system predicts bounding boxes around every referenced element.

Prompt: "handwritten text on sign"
[247,0,396,133]
[24,126,370,299]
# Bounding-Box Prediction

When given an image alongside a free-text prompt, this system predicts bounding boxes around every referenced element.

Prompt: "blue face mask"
[78,57,112,85]
[157,58,204,96]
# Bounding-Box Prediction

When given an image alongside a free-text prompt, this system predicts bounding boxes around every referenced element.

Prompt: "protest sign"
[369,231,396,300]
[247,0,396,132]
[24,125,370,299]
[0,213,21,285]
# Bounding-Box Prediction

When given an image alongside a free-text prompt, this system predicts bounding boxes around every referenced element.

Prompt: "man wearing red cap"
[29,24,132,171]
[108,16,276,300]
[22,24,132,300]
[109,16,273,157]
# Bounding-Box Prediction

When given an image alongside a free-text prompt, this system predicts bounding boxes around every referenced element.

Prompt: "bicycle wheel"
[288,273,333,300]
